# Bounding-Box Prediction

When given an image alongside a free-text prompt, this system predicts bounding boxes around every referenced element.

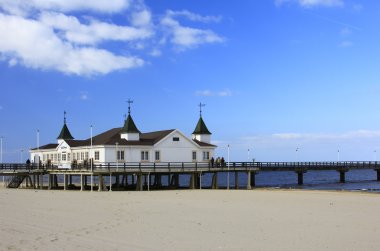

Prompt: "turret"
[57,111,74,144]
[120,99,140,141]
[192,103,211,144]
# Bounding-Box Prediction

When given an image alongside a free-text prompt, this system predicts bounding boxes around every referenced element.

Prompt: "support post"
[247,171,251,190]
[377,170,380,182]
[98,175,103,191]
[297,171,304,185]
[235,172,239,189]
[64,174,68,190]
[40,173,43,190]
[189,173,195,189]
[80,174,84,191]
[211,173,218,189]
[250,172,256,188]
[339,170,346,183]
[48,174,52,190]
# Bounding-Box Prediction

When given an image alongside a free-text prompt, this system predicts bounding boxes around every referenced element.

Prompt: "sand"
[0,187,380,251]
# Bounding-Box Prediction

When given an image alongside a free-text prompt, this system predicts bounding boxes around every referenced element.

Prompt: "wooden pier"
[1,161,380,191]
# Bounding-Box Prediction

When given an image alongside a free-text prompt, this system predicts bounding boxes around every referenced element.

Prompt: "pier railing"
[1,161,380,173]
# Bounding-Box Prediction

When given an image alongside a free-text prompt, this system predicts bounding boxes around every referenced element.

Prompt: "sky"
[1,0,380,162]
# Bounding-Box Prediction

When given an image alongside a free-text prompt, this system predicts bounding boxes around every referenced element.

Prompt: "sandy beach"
[1,187,380,251]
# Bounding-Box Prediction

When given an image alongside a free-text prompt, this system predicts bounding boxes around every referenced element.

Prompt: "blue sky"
[1,0,380,162]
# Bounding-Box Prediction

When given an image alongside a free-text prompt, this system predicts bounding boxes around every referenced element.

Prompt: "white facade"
[30,129,216,166]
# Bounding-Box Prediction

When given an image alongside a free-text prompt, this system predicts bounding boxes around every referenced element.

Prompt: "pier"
[1,161,380,190]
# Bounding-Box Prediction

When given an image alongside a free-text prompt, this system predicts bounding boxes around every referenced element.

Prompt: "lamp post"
[248,148,250,163]
[374,150,377,162]
[0,136,2,164]
[20,148,24,163]
[116,142,119,172]
[337,150,340,162]
[90,125,93,192]
[227,144,230,190]
[296,147,299,162]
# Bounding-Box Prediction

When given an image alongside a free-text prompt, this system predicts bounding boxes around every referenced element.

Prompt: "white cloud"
[0,13,144,76]
[272,130,380,141]
[39,12,152,45]
[80,92,88,100]
[275,0,344,8]
[0,0,131,16]
[340,27,352,36]
[166,10,222,23]
[0,1,224,76]
[196,89,232,97]
[339,40,353,47]
[161,10,224,49]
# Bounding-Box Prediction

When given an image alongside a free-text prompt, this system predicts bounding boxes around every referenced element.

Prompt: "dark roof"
[193,139,216,147]
[31,143,58,150]
[192,117,211,135]
[57,123,74,140]
[31,128,214,150]
[120,114,140,134]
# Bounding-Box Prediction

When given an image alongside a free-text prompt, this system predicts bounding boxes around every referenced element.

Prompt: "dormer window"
[173,137,180,141]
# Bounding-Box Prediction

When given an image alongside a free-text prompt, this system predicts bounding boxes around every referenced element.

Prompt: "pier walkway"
[1,161,380,190]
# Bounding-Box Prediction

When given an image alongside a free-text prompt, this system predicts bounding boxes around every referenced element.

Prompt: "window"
[192,151,197,161]
[67,153,71,161]
[58,153,61,161]
[155,151,160,161]
[141,151,149,161]
[62,154,66,161]
[173,137,180,141]
[54,154,57,162]
[43,154,46,161]
[95,151,99,160]
[85,152,89,160]
[202,151,210,161]
[117,151,124,161]
[80,152,84,161]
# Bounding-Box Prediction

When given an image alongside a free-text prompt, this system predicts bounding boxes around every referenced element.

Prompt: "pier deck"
[1,161,380,190]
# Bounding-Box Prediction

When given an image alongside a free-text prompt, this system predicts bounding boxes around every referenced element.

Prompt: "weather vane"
[198,102,205,117]
[127,99,134,115]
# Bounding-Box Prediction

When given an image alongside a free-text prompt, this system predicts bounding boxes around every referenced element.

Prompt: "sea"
[196,169,380,192]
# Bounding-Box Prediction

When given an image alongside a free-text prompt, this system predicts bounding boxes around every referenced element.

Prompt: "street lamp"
[337,150,340,162]
[116,142,119,172]
[296,147,299,162]
[90,125,93,192]
[20,148,24,163]
[374,150,377,162]
[227,144,230,190]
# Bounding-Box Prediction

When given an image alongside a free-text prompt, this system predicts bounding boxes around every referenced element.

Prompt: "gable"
[154,130,202,149]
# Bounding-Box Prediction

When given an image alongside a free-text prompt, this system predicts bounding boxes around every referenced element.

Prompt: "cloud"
[272,130,380,141]
[166,10,222,23]
[339,40,353,48]
[0,1,224,76]
[275,0,344,8]
[39,12,153,45]
[0,0,131,16]
[196,89,232,97]
[161,10,224,49]
[340,27,352,36]
[80,92,88,100]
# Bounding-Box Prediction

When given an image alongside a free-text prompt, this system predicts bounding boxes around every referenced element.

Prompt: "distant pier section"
[1,161,380,191]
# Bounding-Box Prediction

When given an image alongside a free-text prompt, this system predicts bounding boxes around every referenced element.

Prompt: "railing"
[1,161,379,173]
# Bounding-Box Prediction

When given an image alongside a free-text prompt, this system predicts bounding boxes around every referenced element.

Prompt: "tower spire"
[64,110,67,124]
[198,102,205,117]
